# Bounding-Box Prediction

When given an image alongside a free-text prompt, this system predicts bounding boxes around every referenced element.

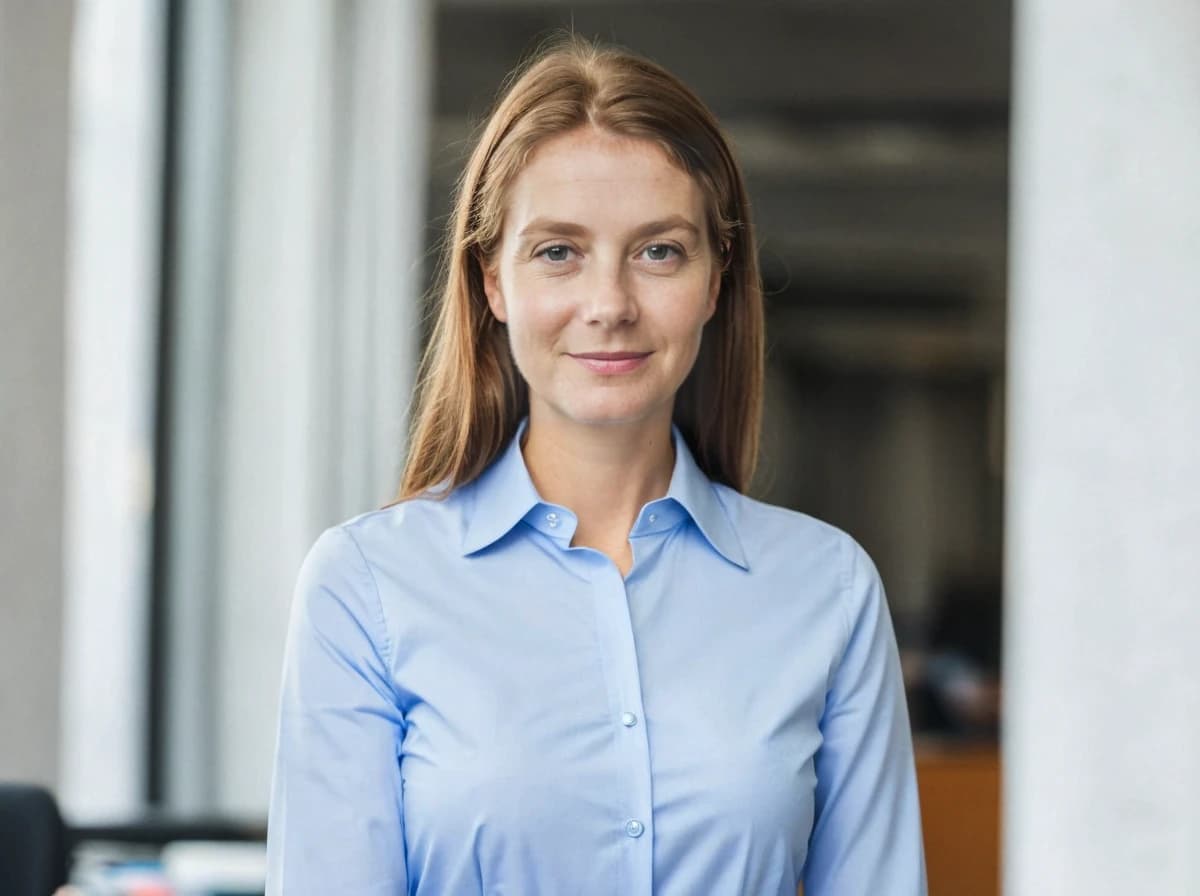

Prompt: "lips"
[569,351,652,374]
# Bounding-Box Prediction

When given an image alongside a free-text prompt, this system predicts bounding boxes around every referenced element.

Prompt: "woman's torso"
[344,429,856,896]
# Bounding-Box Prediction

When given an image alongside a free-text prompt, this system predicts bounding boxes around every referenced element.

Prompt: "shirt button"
[648,513,658,524]
[624,819,644,838]
[546,511,559,529]
[620,712,638,727]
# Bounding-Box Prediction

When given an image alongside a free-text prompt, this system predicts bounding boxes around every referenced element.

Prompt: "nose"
[583,260,638,328]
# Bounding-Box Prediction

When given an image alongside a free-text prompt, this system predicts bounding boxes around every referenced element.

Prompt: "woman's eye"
[538,245,573,263]
[643,243,679,262]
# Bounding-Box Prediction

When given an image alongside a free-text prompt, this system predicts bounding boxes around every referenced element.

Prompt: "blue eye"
[538,245,573,262]
[643,244,679,262]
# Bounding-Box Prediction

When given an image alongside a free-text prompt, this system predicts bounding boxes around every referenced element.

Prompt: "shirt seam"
[830,534,855,692]
[338,523,396,676]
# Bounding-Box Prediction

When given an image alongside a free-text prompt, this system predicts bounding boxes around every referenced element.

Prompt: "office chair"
[0,783,68,895]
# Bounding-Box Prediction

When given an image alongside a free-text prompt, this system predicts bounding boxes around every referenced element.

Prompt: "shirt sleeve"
[802,538,928,895]
[265,525,409,895]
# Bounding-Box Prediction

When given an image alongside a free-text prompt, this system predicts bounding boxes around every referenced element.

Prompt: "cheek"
[503,285,573,358]
[661,283,717,341]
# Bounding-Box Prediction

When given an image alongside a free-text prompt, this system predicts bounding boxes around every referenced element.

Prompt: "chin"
[552,394,672,428]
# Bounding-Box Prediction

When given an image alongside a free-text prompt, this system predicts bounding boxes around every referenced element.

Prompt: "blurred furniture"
[0,783,68,895]
[916,744,1001,896]
[68,814,266,846]
[64,815,267,893]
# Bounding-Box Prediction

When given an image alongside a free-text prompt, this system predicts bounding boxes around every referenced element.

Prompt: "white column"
[58,0,166,821]
[1005,1,1200,893]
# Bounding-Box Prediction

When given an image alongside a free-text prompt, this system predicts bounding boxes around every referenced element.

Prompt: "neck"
[520,407,676,549]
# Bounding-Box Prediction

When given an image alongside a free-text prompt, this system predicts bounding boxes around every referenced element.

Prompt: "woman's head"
[483,124,723,445]
[397,35,763,500]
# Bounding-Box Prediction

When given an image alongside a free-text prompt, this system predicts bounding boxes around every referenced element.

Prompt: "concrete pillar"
[1005,1,1200,892]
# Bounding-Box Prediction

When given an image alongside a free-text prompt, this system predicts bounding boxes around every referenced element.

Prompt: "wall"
[1006,0,1200,890]
[0,0,74,791]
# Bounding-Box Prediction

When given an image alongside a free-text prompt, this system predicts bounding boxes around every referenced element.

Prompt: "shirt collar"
[459,416,544,556]
[460,417,748,570]
[661,425,748,570]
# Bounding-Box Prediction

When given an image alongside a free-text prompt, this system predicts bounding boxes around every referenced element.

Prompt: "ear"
[482,259,508,323]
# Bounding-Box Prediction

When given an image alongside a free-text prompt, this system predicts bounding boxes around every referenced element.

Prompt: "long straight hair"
[395,36,764,501]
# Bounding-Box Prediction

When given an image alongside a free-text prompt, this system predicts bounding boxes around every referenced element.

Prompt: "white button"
[621,712,638,727]
[624,819,644,838]
[545,511,559,528]
[648,513,658,524]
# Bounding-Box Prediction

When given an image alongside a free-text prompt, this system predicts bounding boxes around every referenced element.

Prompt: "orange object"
[915,744,1002,896]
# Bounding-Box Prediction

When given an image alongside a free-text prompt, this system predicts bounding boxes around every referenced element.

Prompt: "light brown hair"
[395,35,763,501]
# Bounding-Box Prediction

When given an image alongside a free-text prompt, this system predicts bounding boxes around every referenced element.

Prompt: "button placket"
[588,564,655,895]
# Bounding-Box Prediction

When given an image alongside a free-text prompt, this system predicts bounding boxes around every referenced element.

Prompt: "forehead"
[503,127,705,230]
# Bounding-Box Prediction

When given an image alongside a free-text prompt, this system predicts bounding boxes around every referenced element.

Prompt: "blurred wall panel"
[160,0,232,814]
[0,0,74,793]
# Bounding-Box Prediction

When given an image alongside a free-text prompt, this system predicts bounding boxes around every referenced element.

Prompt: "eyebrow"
[516,214,701,242]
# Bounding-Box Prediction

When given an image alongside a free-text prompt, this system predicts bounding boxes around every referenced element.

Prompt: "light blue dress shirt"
[266,417,927,895]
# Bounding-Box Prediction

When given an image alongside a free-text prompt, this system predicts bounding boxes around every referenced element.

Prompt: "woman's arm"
[803,539,928,895]
[266,525,408,895]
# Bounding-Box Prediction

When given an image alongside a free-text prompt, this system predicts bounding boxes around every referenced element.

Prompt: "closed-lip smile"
[568,350,652,374]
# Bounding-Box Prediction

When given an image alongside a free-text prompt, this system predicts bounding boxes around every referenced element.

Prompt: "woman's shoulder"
[710,483,881,602]
[291,491,468,630]
[713,482,864,556]
[710,487,889,661]
[308,487,466,569]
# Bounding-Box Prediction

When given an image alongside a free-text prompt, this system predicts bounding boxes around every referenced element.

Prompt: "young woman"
[266,36,927,896]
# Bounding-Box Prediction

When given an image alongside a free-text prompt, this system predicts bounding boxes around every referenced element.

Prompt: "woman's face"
[483,125,721,432]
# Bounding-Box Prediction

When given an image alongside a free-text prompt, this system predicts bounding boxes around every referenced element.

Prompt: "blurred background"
[2,1,1197,895]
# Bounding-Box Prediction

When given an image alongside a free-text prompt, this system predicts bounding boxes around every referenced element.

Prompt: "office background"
[2,1,1197,893]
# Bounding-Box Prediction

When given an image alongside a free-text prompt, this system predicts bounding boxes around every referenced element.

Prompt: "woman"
[267,36,927,896]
